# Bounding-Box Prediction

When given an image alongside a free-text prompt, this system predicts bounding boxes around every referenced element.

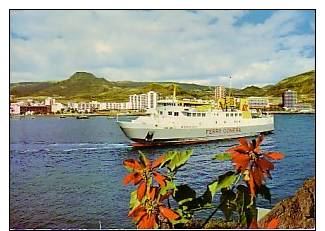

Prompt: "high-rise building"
[147,91,157,109]
[129,94,140,110]
[282,90,298,109]
[215,86,226,99]
[129,91,158,110]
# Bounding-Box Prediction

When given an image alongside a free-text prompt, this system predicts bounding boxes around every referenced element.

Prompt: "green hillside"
[234,86,267,97]
[265,70,315,96]
[10,70,315,103]
[36,72,113,97]
[10,72,209,102]
[10,82,56,96]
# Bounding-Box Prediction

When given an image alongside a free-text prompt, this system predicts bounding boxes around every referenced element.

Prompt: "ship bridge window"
[202,113,206,117]
[174,112,179,116]
[230,113,234,117]
[168,111,172,116]
[226,113,229,117]
[235,113,238,117]
[197,113,201,117]
[159,111,163,115]
[239,113,242,116]
[193,113,197,117]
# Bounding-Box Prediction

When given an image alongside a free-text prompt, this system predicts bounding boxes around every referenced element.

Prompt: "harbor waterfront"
[10,114,315,229]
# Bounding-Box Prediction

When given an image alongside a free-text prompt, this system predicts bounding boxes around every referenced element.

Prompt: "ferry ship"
[117,90,274,146]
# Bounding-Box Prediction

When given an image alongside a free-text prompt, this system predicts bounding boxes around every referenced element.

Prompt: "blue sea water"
[10,114,315,229]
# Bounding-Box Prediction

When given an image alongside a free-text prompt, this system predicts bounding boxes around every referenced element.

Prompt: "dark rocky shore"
[258,177,315,229]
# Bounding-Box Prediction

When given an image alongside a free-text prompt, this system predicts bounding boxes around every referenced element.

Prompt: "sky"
[10,10,315,88]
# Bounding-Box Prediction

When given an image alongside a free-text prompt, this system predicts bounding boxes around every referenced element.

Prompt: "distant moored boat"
[76,115,89,119]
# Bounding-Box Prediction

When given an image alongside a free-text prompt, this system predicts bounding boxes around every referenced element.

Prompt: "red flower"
[227,134,284,196]
[128,187,180,229]
[123,154,167,200]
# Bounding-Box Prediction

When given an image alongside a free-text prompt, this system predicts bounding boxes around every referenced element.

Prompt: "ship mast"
[229,75,232,98]
[225,75,232,111]
[173,84,176,101]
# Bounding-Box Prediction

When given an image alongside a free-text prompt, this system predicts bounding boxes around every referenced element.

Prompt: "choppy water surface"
[10,114,315,229]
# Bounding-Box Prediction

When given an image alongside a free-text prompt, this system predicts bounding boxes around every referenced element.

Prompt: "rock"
[258,177,315,229]
[173,218,242,229]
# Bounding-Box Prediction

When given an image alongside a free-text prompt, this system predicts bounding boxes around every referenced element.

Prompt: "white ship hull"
[118,115,274,144]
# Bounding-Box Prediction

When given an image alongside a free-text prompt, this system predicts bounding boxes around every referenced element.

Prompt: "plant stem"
[201,204,222,228]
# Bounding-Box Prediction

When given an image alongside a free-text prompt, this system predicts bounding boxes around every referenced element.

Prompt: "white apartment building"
[66,91,157,112]
[98,102,132,111]
[68,102,79,110]
[10,103,21,115]
[75,101,100,112]
[77,102,91,112]
[147,91,157,109]
[45,97,56,106]
[51,103,65,113]
[90,101,101,110]
[247,97,269,109]
[129,94,140,110]
[129,91,158,110]
[215,86,226,99]
[282,90,298,109]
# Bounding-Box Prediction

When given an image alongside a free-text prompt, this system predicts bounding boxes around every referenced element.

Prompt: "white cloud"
[10,10,315,88]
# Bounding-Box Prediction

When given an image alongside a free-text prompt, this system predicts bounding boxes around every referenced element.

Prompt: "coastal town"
[10,85,314,116]
[9,10,316,230]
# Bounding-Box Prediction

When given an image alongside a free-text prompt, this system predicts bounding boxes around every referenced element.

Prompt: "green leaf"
[213,153,232,161]
[235,185,257,228]
[219,188,236,221]
[186,197,214,211]
[129,190,140,210]
[174,184,196,203]
[235,185,249,226]
[175,185,216,212]
[201,186,213,205]
[138,151,148,167]
[160,180,177,196]
[178,197,194,206]
[162,150,193,172]
[257,184,271,203]
[172,209,192,226]
[208,171,238,199]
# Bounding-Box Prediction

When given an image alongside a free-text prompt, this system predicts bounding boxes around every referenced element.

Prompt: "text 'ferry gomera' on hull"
[117,88,274,147]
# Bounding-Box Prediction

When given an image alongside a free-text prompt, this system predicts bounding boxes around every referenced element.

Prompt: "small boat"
[76,115,89,119]
[60,115,66,118]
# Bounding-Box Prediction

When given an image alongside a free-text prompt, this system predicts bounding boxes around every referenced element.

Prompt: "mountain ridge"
[10,70,315,103]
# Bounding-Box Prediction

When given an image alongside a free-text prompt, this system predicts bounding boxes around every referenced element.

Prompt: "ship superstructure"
[117,97,274,145]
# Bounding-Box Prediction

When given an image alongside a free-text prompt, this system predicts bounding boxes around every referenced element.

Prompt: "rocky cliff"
[258,177,315,229]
